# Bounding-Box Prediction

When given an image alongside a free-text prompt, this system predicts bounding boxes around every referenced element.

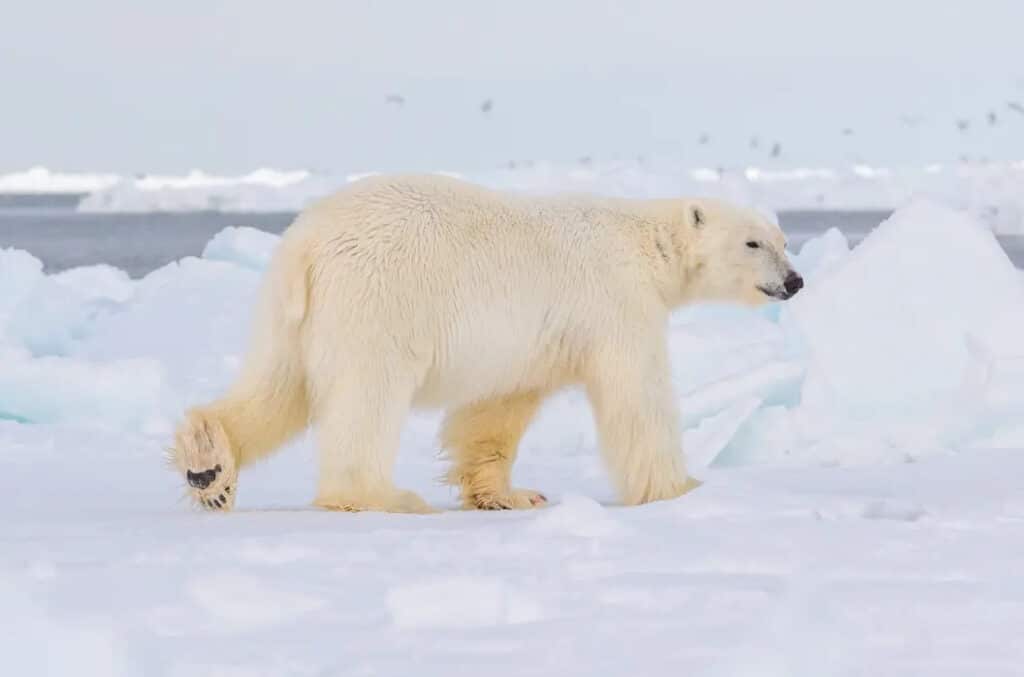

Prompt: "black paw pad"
[187,467,220,489]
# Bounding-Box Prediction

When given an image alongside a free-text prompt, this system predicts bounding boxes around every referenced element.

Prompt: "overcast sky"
[2,0,1022,174]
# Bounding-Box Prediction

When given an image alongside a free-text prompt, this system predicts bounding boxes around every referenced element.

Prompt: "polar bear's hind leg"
[441,390,549,510]
[171,410,239,511]
[311,361,435,514]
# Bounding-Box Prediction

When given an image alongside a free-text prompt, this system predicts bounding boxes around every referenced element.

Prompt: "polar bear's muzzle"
[758,270,804,300]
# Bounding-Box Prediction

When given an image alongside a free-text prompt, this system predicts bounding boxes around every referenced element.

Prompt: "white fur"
[171,174,796,512]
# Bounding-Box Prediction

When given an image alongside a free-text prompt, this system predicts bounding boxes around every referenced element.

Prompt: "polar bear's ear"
[689,205,707,228]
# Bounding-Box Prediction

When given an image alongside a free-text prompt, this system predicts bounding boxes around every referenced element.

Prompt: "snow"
[3,200,1024,675]
[0,166,120,194]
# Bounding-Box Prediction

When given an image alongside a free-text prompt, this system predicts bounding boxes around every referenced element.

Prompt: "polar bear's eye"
[746,241,760,249]
[691,207,706,227]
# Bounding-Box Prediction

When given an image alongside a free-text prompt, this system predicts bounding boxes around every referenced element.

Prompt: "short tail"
[189,235,312,467]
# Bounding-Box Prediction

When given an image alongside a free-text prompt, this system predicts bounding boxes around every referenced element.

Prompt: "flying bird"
[988,111,999,126]
[841,128,854,136]
[1008,101,1024,115]
[480,99,493,114]
[770,142,782,158]
[956,119,970,133]
[385,94,405,107]
[698,133,710,145]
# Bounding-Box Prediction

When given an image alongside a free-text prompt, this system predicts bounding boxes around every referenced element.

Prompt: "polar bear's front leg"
[585,336,698,506]
[441,390,548,510]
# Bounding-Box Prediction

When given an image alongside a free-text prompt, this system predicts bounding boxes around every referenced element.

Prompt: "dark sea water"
[2,207,1023,278]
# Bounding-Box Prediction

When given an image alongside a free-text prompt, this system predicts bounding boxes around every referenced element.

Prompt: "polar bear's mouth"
[757,285,790,300]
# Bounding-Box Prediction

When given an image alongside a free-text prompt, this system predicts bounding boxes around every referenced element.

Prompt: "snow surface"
[3,204,1024,675]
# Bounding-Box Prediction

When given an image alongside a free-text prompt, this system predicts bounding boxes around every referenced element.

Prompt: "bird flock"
[381,92,1024,166]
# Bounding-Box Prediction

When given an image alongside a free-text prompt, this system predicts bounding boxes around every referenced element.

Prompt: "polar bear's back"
[278,174,641,407]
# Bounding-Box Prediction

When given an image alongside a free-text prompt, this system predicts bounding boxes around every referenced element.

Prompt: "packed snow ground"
[3,199,1024,675]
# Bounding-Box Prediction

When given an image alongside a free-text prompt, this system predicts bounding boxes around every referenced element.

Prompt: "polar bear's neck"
[623,199,700,308]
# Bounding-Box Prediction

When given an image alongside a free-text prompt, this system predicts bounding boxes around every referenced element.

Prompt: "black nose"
[784,271,804,297]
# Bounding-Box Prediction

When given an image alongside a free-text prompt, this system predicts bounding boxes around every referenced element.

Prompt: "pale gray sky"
[1,0,1022,173]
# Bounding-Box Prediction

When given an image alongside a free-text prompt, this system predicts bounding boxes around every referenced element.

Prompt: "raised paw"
[469,488,548,510]
[185,460,238,512]
[186,463,236,511]
[171,411,238,512]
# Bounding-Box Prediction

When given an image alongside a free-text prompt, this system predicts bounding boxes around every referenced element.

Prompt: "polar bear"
[171,174,802,513]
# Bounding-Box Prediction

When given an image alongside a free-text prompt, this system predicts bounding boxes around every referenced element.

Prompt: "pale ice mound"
[0,165,120,194]
[788,199,1024,413]
[715,200,1024,466]
[201,226,281,271]
[77,168,336,213]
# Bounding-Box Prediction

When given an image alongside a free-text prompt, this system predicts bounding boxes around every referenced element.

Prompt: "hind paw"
[187,463,237,511]
[314,489,437,514]
[172,413,238,512]
[468,488,548,510]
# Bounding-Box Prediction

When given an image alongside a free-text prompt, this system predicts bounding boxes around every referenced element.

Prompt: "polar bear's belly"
[411,305,573,409]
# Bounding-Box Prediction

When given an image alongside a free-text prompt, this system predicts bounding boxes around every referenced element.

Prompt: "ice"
[201,226,281,271]
[0,247,44,334]
[4,159,1010,234]
[788,226,850,283]
[4,193,1024,675]
[1,252,133,355]
[77,169,336,213]
[784,200,1024,417]
[710,201,1024,467]
[684,397,764,469]
[52,264,134,303]
[0,349,163,427]
[75,256,262,405]
[680,361,804,426]
[0,165,120,194]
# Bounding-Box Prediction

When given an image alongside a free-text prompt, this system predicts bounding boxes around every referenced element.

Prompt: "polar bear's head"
[683,200,803,306]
